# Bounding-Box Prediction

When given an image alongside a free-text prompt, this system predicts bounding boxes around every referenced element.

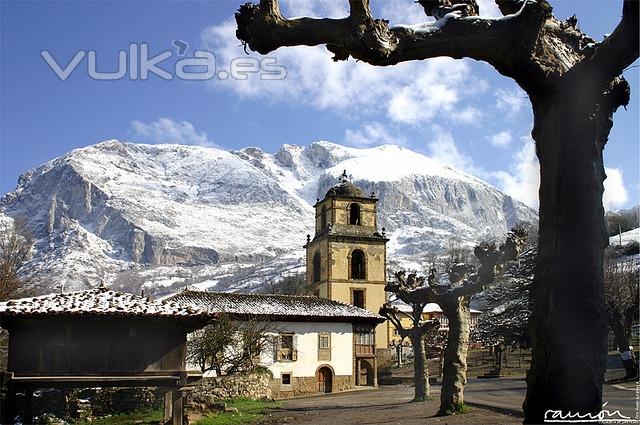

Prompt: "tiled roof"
[167,290,384,323]
[0,287,212,319]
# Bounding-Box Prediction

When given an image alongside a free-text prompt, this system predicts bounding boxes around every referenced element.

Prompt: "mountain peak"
[1,139,536,296]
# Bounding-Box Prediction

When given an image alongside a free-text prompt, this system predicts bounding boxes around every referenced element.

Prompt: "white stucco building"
[168,290,384,398]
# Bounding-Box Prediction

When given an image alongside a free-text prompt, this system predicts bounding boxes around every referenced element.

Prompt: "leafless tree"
[476,246,537,349]
[187,314,274,375]
[442,239,471,270]
[384,227,527,414]
[604,252,639,379]
[235,0,638,420]
[380,293,439,401]
[0,217,33,301]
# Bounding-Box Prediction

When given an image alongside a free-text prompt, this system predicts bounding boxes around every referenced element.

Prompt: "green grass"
[439,403,469,416]
[193,398,280,425]
[71,408,163,425]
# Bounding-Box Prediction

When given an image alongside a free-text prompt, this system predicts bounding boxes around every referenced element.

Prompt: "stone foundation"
[271,375,354,399]
[189,370,273,404]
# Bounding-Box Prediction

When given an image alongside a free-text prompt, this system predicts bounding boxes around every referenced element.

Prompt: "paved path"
[270,385,522,425]
[271,357,639,425]
[464,375,638,419]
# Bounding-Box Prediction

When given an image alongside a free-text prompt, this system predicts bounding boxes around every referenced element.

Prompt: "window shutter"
[292,334,298,361]
[275,335,281,362]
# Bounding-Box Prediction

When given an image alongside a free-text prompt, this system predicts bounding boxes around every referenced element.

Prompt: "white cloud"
[386,64,467,124]
[603,167,629,211]
[426,126,481,175]
[495,87,527,116]
[280,0,347,18]
[344,122,406,147]
[489,141,629,211]
[202,1,487,126]
[130,118,215,147]
[377,0,430,26]
[378,0,501,24]
[490,130,513,148]
[451,107,483,125]
[492,136,540,208]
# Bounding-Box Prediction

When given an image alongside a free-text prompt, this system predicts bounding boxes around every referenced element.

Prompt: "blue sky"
[1,0,638,210]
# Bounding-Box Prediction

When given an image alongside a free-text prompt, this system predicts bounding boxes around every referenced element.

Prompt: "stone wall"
[189,370,273,404]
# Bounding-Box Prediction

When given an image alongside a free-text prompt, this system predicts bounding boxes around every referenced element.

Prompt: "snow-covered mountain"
[0,140,537,296]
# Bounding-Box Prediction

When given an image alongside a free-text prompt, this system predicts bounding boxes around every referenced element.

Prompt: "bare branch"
[569,0,639,91]
[235,0,550,85]
[349,0,372,21]
[379,303,412,339]
[420,318,440,333]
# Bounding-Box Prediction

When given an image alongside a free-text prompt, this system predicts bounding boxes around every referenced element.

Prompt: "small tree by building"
[187,314,273,376]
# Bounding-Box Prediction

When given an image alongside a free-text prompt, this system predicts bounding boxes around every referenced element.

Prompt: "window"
[354,326,375,355]
[313,252,321,283]
[352,289,365,309]
[281,372,292,385]
[351,250,366,280]
[355,329,374,345]
[349,203,361,225]
[321,205,327,229]
[318,333,331,361]
[319,335,330,349]
[276,333,297,361]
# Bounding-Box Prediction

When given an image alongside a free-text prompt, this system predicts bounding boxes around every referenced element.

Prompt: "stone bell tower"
[305,171,389,349]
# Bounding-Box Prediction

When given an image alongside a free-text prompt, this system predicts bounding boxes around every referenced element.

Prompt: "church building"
[305,171,390,353]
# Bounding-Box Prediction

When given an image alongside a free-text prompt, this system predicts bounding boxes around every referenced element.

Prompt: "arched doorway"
[357,359,375,386]
[316,366,333,393]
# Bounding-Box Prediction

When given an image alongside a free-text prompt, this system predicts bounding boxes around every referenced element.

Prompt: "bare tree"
[442,239,471,270]
[476,246,537,348]
[235,1,638,420]
[604,253,639,379]
[380,291,439,402]
[0,217,33,301]
[384,227,527,414]
[187,314,274,375]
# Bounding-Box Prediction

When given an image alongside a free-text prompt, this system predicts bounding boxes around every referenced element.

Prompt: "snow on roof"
[0,287,211,319]
[167,290,384,323]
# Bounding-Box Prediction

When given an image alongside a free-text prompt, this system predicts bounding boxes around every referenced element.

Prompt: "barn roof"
[0,287,212,319]
[167,290,384,324]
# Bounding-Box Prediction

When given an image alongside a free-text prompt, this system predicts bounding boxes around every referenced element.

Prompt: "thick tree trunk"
[411,332,429,401]
[524,87,611,423]
[439,296,470,414]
